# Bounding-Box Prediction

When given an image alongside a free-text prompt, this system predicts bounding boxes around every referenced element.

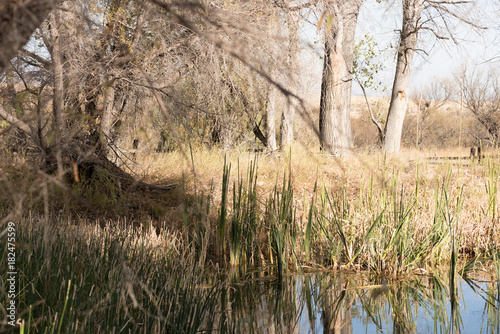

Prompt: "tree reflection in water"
[214,271,500,333]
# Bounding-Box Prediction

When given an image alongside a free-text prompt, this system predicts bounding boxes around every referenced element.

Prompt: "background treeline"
[0,0,302,168]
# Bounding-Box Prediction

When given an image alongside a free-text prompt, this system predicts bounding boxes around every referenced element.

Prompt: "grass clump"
[0,217,228,333]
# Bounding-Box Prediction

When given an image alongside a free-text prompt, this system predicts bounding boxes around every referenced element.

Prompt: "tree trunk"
[49,12,64,140]
[266,82,278,151]
[0,105,31,134]
[100,80,116,157]
[383,0,424,154]
[48,10,65,177]
[280,10,300,149]
[319,1,361,156]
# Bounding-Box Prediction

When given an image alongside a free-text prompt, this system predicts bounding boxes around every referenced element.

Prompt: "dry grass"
[132,144,500,260]
[2,142,500,273]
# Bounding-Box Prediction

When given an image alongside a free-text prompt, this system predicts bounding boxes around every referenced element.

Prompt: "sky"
[299,0,500,101]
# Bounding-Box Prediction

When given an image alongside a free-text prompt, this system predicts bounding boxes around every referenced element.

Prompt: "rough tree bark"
[48,11,64,143]
[280,9,300,149]
[383,0,424,154]
[266,81,278,151]
[100,79,116,156]
[48,9,65,177]
[319,1,362,156]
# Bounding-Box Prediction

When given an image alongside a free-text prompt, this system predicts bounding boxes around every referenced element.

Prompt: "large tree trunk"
[383,0,424,154]
[280,10,300,149]
[266,82,278,151]
[48,10,65,178]
[100,79,116,157]
[319,1,361,156]
[49,12,64,142]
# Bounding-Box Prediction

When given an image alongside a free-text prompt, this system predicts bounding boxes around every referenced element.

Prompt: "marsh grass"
[173,148,500,278]
[0,216,230,333]
[3,146,500,331]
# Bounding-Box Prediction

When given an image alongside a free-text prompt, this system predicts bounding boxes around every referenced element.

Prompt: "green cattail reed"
[218,156,231,258]
[304,180,317,261]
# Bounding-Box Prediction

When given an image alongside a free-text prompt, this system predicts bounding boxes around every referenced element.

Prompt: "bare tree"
[47,8,66,178]
[250,1,306,152]
[259,8,281,152]
[457,64,500,146]
[1,0,299,163]
[383,0,424,154]
[319,0,362,156]
[1,0,184,174]
[414,79,455,116]
[411,79,456,146]
[383,0,485,154]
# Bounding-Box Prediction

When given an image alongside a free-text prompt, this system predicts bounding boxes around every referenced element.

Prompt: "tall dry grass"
[3,143,500,332]
[131,145,500,272]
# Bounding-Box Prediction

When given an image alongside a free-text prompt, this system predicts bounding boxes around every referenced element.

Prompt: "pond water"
[221,272,500,333]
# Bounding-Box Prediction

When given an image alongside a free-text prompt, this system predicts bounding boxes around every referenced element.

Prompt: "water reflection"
[218,272,500,333]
